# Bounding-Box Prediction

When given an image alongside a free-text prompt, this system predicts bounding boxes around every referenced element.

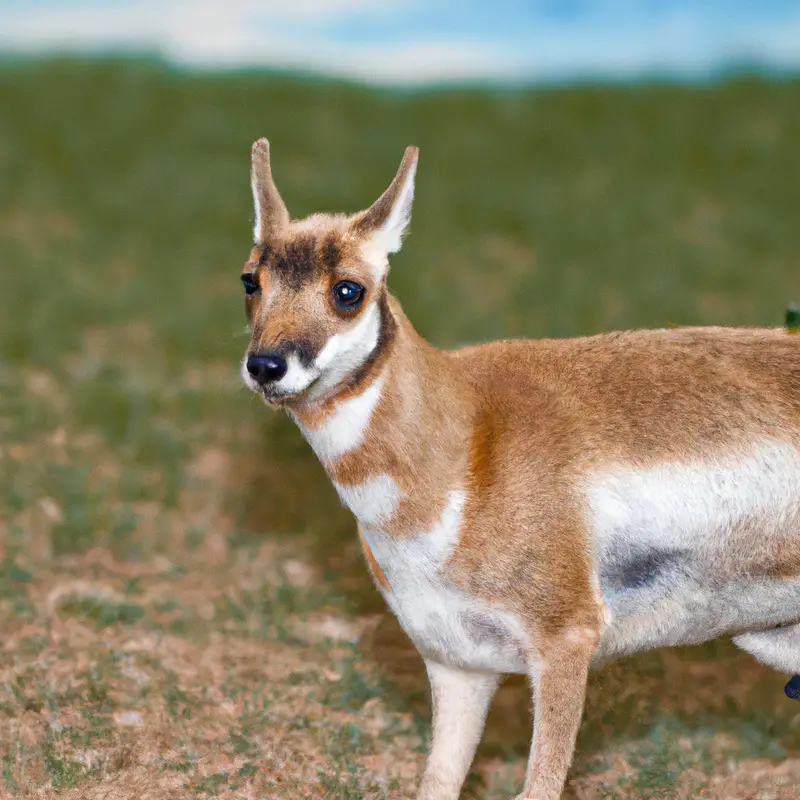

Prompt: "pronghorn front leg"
[416,661,500,800]
[517,627,598,800]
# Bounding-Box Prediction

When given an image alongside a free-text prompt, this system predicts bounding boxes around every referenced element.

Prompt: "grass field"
[1,58,800,798]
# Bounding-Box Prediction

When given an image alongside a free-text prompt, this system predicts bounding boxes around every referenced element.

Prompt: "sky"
[0,1,799,85]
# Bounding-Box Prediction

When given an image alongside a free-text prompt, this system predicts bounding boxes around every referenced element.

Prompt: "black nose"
[247,354,288,384]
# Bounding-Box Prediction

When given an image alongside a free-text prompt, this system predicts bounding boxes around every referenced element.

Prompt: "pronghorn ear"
[353,146,418,258]
[251,138,290,243]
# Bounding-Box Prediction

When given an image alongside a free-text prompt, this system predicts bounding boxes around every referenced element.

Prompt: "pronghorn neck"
[291,294,474,535]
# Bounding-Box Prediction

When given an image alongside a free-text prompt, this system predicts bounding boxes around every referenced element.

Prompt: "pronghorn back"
[454,326,800,467]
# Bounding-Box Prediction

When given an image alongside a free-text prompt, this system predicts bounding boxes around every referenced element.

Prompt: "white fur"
[296,372,386,464]
[377,157,416,255]
[360,156,416,280]
[359,240,391,282]
[240,356,258,393]
[733,624,800,672]
[307,300,382,399]
[589,442,800,553]
[417,662,500,800]
[333,474,403,528]
[587,441,800,661]
[364,490,530,672]
[275,353,318,395]
[240,352,316,397]
[251,172,262,242]
[242,301,381,401]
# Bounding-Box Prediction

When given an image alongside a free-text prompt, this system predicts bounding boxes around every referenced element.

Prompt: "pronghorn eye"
[333,280,364,310]
[241,273,260,295]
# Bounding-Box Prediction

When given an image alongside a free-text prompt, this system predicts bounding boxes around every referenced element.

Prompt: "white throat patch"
[333,475,403,528]
[295,372,387,464]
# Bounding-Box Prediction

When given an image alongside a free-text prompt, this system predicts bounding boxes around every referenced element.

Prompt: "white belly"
[588,441,800,661]
[362,490,529,673]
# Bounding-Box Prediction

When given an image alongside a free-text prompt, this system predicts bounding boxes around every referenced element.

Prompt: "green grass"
[1,57,800,797]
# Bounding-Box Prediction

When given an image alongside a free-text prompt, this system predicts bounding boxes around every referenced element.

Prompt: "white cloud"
[0,1,798,85]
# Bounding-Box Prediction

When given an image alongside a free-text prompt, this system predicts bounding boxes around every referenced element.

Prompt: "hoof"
[785,675,800,700]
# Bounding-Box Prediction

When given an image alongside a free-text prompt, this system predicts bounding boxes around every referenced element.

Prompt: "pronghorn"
[240,139,800,800]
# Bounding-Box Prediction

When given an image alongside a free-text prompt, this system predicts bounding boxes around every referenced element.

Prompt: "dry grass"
[3,412,800,798]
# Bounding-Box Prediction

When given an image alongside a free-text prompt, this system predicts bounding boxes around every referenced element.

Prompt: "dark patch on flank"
[601,546,691,593]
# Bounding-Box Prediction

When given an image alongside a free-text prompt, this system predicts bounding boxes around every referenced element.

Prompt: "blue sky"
[1,1,799,85]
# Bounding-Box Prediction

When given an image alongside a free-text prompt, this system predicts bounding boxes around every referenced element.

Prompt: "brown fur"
[243,219,385,361]
[312,297,475,538]
[251,139,289,239]
[312,311,800,799]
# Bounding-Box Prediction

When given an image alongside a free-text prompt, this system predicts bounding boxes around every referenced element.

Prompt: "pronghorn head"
[241,139,417,406]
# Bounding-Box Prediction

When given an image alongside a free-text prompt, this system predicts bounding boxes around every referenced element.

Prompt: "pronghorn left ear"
[251,138,290,243]
[353,146,418,259]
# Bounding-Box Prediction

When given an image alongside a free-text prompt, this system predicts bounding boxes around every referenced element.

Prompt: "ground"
[1,59,800,798]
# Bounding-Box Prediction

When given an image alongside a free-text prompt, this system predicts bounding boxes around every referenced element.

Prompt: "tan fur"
[241,140,800,800]
[243,222,382,360]
[251,139,289,240]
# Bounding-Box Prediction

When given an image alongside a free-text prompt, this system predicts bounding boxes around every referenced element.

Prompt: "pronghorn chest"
[293,381,528,672]
[360,492,528,673]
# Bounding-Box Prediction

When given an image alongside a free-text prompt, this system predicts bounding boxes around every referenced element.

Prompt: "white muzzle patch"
[241,300,382,402]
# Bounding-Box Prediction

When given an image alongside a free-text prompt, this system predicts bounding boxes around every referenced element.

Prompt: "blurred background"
[1,2,800,798]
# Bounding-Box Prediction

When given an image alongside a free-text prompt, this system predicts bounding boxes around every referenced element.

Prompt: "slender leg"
[416,660,500,800]
[516,628,596,800]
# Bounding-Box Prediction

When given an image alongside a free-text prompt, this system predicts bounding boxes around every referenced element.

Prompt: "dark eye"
[241,273,259,295]
[332,280,365,310]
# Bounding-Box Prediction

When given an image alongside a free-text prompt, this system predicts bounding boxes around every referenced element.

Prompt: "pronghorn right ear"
[352,146,418,260]
[251,138,290,243]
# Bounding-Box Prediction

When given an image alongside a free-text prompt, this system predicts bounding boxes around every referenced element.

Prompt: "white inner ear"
[374,159,417,255]
[359,160,417,280]
[251,173,262,242]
